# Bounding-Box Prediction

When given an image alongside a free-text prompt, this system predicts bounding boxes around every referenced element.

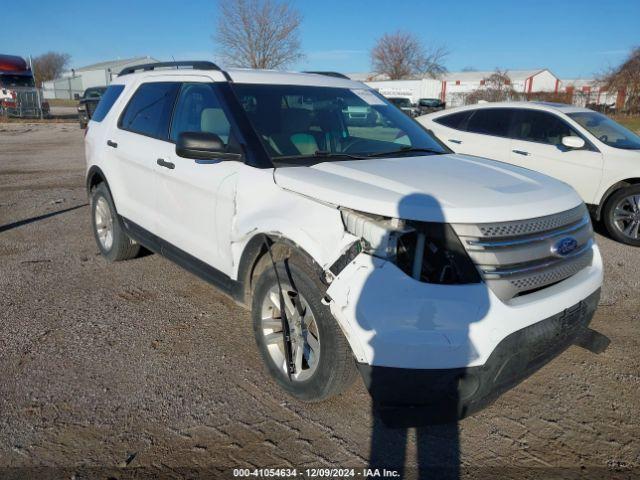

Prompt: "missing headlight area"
[395,222,481,284]
[337,208,481,285]
[339,208,411,259]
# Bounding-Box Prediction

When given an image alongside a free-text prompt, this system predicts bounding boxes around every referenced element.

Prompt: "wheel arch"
[86,165,112,196]
[595,178,640,220]
[235,232,328,307]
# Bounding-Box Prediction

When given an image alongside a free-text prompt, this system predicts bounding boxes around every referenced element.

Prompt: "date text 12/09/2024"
[233,468,400,478]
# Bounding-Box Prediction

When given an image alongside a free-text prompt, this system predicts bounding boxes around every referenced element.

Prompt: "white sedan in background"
[418,102,640,245]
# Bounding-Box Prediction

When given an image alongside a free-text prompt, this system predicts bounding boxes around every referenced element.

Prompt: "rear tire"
[90,183,140,261]
[603,185,640,246]
[252,256,357,401]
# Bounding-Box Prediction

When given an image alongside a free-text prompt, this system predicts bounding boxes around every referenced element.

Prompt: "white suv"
[85,62,603,420]
[418,102,640,246]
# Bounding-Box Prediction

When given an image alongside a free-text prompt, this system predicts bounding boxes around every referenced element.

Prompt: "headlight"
[340,208,410,258]
[338,208,480,285]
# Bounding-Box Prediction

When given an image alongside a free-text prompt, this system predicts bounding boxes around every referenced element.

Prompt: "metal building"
[42,56,159,99]
[440,69,560,106]
[360,69,562,108]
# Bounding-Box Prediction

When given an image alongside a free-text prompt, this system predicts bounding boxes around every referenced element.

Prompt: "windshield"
[84,87,106,99]
[568,111,640,150]
[0,74,35,88]
[231,84,445,165]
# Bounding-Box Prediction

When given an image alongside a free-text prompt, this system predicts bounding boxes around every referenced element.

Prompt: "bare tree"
[213,0,304,69]
[32,52,71,87]
[371,31,448,80]
[465,69,517,104]
[601,47,640,113]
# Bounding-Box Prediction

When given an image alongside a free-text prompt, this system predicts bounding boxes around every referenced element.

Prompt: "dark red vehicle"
[0,54,49,117]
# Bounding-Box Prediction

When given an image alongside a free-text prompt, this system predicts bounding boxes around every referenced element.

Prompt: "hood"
[603,146,640,162]
[273,154,583,223]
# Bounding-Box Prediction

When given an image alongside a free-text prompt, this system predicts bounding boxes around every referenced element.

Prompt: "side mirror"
[561,136,585,149]
[176,132,242,161]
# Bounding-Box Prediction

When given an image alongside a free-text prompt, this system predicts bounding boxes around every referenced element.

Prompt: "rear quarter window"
[434,111,472,130]
[91,85,125,123]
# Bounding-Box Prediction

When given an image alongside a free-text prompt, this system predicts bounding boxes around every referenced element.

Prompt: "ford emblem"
[552,237,578,257]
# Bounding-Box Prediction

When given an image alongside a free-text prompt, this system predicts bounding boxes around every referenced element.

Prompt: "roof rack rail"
[118,61,223,76]
[303,71,350,80]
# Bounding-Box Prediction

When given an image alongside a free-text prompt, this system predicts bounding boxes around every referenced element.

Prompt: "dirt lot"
[0,123,639,479]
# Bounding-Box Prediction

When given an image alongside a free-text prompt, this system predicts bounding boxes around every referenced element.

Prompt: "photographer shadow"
[356,193,491,479]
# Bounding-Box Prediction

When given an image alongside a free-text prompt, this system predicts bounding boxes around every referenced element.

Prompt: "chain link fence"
[42,76,84,100]
[0,87,49,118]
[445,91,526,108]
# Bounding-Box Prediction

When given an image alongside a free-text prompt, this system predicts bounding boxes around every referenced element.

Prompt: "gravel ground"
[0,123,638,479]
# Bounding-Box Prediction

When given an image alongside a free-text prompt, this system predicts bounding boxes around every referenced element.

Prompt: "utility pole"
[29,55,44,119]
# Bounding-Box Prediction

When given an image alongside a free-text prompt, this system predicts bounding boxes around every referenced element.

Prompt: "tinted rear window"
[119,82,180,139]
[434,111,472,129]
[465,108,513,136]
[91,85,124,123]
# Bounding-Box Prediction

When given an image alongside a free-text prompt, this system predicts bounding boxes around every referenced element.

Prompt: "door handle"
[512,149,530,156]
[448,139,462,144]
[157,158,175,170]
[106,140,118,148]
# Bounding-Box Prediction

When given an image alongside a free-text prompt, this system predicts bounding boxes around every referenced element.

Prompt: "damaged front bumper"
[325,248,603,420]
[358,288,600,422]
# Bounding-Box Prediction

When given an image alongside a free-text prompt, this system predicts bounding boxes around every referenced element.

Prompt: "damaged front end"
[323,208,601,421]
[329,208,480,286]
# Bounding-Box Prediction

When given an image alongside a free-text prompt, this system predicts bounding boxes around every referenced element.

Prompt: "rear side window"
[91,85,124,123]
[465,108,513,137]
[119,82,180,139]
[511,109,577,145]
[434,111,471,130]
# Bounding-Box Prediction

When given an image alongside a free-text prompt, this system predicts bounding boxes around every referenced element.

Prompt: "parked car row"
[418,102,640,246]
[85,63,602,421]
[78,86,107,128]
[385,96,446,117]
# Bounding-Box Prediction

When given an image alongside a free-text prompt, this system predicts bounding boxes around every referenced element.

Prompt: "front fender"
[229,187,358,277]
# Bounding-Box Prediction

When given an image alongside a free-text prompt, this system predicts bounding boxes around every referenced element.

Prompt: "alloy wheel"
[612,194,640,240]
[94,196,114,251]
[260,285,321,382]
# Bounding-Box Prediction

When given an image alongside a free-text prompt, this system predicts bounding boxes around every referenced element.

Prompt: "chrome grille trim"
[451,204,595,302]
[508,251,593,291]
[481,239,594,278]
[467,215,591,249]
[453,204,587,239]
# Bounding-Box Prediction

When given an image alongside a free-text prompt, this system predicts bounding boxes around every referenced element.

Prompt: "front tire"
[252,257,357,401]
[603,186,640,246]
[90,183,140,261]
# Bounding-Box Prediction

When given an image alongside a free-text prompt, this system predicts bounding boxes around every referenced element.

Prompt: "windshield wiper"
[365,146,444,158]
[275,150,366,161]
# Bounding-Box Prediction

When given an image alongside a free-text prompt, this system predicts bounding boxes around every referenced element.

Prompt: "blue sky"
[4,0,638,78]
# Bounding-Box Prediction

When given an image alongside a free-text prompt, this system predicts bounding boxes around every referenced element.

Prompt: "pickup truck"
[78,86,107,128]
